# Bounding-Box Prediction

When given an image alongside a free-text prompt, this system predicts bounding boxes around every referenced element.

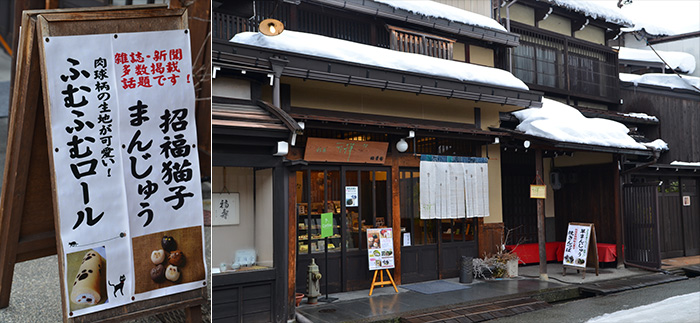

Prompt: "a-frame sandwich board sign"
[0,5,207,322]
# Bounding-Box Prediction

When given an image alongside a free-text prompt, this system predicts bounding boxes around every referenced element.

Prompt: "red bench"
[506,242,617,264]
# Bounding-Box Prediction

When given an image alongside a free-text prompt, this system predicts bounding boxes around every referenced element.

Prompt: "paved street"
[486,276,700,323]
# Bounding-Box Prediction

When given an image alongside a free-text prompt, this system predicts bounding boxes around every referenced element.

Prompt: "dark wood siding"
[619,87,700,165]
[555,163,617,243]
[213,271,275,323]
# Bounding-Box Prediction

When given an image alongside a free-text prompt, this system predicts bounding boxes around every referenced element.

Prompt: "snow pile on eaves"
[620,73,700,92]
[512,98,666,151]
[372,0,507,32]
[618,47,696,74]
[671,161,700,167]
[621,112,658,122]
[541,0,634,27]
[231,31,529,91]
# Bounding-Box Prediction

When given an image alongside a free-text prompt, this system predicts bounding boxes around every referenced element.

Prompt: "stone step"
[400,297,550,323]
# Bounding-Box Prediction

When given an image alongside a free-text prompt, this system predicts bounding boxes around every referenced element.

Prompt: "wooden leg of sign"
[184,305,202,323]
[385,269,398,293]
[369,270,379,296]
[369,270,398,296]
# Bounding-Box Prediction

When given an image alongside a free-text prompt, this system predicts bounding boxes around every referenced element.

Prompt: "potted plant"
[474,227,521,279]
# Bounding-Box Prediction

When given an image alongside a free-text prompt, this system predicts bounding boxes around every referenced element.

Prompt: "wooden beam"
[390,153,402,285]
[287,170,297,319]
[536,148,548,280]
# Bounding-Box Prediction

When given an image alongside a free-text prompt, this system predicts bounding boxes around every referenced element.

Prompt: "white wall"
[254,168,274,267]
[212,167,256,267]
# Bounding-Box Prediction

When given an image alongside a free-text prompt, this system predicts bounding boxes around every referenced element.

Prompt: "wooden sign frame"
[562,222,599,279]
[0,6,206,322]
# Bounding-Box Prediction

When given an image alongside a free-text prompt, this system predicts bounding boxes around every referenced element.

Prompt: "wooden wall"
[620,87,700,165]
[554,163,617,243]
[478,221,504,257]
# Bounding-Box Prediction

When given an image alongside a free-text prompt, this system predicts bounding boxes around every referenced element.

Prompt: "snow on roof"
[620,73,700,92]
[621,112,658,122]
[372,0,507,32]
[618,47,696,74]
[541,0,634,27]
[512,98,666,151]
[671,161,700,167]
[231,31,529,91]
[617,1,700,36]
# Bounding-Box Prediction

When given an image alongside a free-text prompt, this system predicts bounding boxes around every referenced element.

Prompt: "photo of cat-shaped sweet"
[66,246,108,311]
[108,275,126,297]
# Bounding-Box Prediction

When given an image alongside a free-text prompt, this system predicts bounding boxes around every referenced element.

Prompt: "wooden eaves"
[213,39,543,109]
[492,127,657,157]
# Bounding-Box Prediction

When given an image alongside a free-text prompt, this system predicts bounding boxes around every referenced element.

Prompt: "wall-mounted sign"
[44,29,206,318]
[530,185,547,199]
[367,228,395,270]
[304,138,388,164]
[403,232,411,247]
[683,196,691,206]
[345,186,358,207]
[213,193,240,225]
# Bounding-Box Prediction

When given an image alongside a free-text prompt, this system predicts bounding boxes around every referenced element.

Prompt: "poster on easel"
[42,28,206,318]
[366,228,394,270]
[562,222,599,278]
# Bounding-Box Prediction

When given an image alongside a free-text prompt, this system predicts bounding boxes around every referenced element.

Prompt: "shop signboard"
[321,212,333,238]
[43,29,206,318]
[212,192,240,225]
[562,223,592,268]
[304,138,388,164]
[530,185,546,199]
[367,228,394,270]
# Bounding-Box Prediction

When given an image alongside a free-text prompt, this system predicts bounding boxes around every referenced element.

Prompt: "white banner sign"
[562,224,592,268]
[43,29,206,318]
[367,228,394,270]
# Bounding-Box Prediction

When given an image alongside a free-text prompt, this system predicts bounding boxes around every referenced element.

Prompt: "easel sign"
[562,222,599,278]
[0,6,206,323]
[367,228,398,295]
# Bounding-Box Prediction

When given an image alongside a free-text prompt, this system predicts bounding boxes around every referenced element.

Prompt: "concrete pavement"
[296,262,694,323]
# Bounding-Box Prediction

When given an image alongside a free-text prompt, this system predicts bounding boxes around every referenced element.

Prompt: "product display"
[168,250,186,266]
[150,249,166,265]
[150,264,166,283]
[70,250,104,305]
[165,265,180,282]
[161,236,177,251]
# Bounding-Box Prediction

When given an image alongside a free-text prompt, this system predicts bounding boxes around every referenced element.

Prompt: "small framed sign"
[530,185,547,199]
[213,193,240,225]
[683,196,691,206]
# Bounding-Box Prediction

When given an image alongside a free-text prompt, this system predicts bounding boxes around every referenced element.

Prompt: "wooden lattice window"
[387,25,455,60]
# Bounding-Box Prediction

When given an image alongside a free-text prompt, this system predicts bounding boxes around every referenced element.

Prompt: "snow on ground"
[541,0,634,26]
[587,291,700,323]
[372,0,506,32]
[618,47,696,74]
[512,98,666,151]
[620,112,658,122]
[620,73,700,92]
[671,161,700,167]
[231,31,529,91]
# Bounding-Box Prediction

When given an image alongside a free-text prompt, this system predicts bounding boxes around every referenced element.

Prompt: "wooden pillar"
[614,155,624,268]
[535,149,548,280]
[390,154,402,285]
[287,171,297,319]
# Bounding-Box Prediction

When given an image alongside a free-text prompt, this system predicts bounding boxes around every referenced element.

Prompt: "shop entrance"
[399,169,478,284]
[295,166,391,293]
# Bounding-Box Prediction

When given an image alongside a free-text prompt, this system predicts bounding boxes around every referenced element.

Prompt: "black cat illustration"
[108,275,126,297]
[68,241,78,247]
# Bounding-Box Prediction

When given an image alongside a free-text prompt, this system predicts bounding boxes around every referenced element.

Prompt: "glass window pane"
[296,170,309,254]
[345,171,359,250]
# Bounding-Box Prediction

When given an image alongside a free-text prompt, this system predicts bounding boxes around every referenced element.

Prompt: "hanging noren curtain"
[419,155,489,219]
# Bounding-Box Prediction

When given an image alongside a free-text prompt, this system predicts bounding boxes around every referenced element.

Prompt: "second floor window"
[388,25,455,60]
[511,23,618,102]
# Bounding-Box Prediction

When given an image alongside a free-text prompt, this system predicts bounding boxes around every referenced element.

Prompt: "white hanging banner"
[419,156,489,219]
[43,29,206,318]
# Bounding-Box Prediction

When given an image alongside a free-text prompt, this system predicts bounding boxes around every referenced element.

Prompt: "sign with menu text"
[43,29,206,318]
[367,228,395,270]
[562,223,592,268]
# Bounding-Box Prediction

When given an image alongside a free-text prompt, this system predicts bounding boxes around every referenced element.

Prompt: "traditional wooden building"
[492,0,665,272]
[211,1,543,321]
